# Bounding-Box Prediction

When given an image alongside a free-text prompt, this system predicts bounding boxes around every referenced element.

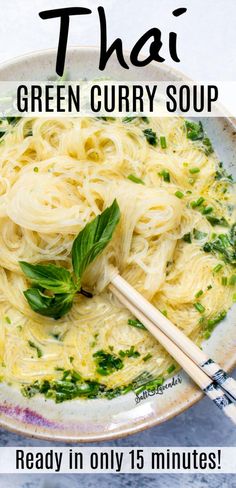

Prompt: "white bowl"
[0,47,235,442]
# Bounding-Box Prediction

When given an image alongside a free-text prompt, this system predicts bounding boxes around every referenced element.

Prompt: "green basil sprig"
[19,199,120,320]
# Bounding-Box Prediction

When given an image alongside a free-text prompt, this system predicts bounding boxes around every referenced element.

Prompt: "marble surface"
[0,0,235,486]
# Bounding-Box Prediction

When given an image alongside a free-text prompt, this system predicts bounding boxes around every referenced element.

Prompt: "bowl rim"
[0,46,235,442]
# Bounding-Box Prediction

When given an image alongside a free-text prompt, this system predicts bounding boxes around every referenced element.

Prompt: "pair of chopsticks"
[110,274,236,425]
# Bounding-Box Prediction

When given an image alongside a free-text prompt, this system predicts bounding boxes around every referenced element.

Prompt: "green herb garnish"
[191,197,205,208]
[167,364,176,374]
[203,310,227,339]
[28,340,43,358]
[128,318,146,330]
[195,290,203,298]
[194,302,205,313]
[97,117,116,121]
[185,121,204,140]
[183,233,192,243]
[20,200,120,319]
[119,346,140,359]
[123,116,149,123]
[185,120,213,155]
[202,137,213,156]
[22,370,105,402]
[229,275,236,286]
[213,263,223,273]
[215,163,234,183]
[143,128,158,146]
[5,117,21,126]
[159,170,170,182]
[175,191,184,199]
[189,167,200,174]
[206,216,229,227]
[201,206,213,215]
[193,228,207,240]
[160,136,167,149]
[93,350,124,376]
[134,376,164,394]
[21,368,165,403]
[127,174,145,185]
[203,226,236,265]
[143,353,152,362]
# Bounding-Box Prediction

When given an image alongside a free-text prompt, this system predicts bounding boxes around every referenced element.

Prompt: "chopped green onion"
[194,302,205,313]
[229,275,236,286]
[141,117,149,123]
[123,116,149,123]
[128,318,146,330]
[127,174,145,185]
[221,277,227,286]
[189,167,200,174]
[191,197,205,208]
[159,170,170,182]
[185,120,204,140]
[143,128,158,146]
[28,340,43,358]
[201,206,213,215]
[183,233,192,243]
[161,310,168,317]
[203,137,213,156]
[213,263,223,273]
[193,228,207,240]
[119,346,140,358]
[195,290,203,298]
[93,350,123,376]
[206,216,229,227]
[204,310,227,339]
[33,167,39,173]
[4,316,11,324]
[167,364,176,374]
[175,191,184,199]
[218,234,230,247]
[143,353,152,362]
[160,136,167,149]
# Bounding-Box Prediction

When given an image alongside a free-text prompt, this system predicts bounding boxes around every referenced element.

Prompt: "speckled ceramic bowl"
[0,47,235,442]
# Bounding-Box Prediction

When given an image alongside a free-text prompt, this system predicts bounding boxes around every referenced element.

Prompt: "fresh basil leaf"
[72,199,120,280]
[19,262,75,294]
[23,288,74,320]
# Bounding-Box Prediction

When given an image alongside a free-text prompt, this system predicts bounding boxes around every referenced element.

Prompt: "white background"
[0,0,235,81]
